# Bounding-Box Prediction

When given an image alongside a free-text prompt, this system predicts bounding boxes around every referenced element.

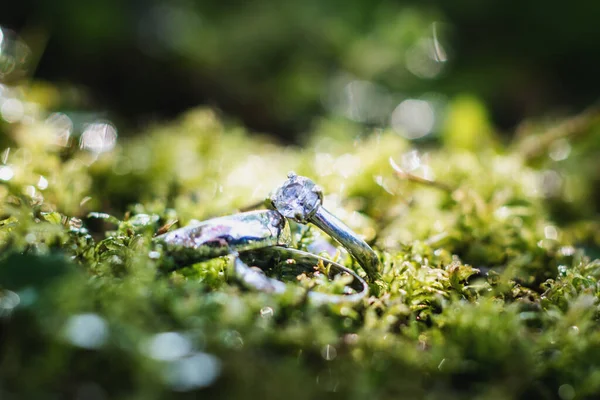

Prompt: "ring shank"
[236,246,368,305]
[311,207,380,281]
[155,210,290,269]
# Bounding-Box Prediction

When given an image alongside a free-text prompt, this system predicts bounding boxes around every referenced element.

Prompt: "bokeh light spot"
[391,99,435,139]
[80,122,118,154]
[65,313,108,349]
[1,98,24,123]
[146,332,193,361]
[164,352,222,391]
[321,344,337,361]
[0,290,20,317]
[0,165,14,181]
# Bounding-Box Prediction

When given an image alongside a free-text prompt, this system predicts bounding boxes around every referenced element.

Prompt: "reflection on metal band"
[311,207,380,281]
[155,210,290,268]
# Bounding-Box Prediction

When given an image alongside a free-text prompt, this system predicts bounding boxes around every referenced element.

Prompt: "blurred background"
[1,0,599,142]
[3,2,600,398]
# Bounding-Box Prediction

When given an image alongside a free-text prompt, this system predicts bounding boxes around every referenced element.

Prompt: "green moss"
[0,106,599,399]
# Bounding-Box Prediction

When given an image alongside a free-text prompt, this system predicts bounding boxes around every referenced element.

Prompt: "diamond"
[271,173,321,222]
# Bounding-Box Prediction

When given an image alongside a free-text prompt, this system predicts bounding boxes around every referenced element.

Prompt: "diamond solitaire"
[271,173,322,223]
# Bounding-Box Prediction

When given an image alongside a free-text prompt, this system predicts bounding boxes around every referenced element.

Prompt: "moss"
[0,104,599,399]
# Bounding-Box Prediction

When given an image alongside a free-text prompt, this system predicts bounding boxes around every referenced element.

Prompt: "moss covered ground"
[0,101,599,399]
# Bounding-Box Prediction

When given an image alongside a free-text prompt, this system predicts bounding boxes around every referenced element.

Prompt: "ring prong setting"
[312,185,324,201]
[271,174,321,223]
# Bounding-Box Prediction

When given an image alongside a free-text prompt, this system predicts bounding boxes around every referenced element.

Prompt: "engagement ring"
[155,173,377,304]
[268,172,380,281]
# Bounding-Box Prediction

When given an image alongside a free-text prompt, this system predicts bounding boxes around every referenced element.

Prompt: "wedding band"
[155,210,290,268]
[268,172,380,281]
[233,246,368,305]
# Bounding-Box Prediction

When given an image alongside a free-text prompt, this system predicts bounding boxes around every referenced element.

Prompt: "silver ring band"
[269,173,380,281]
[154,210,368,303]
[155,210,290,268]
[311,207,380,281]
[233,247,368,305]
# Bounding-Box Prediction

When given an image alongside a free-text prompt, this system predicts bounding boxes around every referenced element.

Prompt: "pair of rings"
[154,173,379,305]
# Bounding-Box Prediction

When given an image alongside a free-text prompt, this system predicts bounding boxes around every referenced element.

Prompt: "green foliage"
[0,106,599,399]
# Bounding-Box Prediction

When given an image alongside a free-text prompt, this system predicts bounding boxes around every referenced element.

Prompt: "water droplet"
[222,330,244,349]
[557,265,568,275]
[37,175,48,190]
[260,306,274,318]
[569,326,579,335]
[24,233,36,243]
[65,313,108,349]
[549,139,571,161]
